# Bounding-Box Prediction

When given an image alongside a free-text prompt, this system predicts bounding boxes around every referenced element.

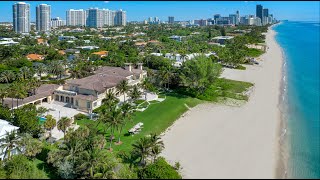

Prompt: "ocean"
[274,21,320,178]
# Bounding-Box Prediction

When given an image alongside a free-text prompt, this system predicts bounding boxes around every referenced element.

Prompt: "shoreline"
[161,25,284,178]
[273,22,289,179]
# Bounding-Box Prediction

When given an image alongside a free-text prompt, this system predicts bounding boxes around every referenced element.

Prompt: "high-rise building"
[256,5,263,21]
[229,14,237,25]
[51,17,66,28]
[66,9,86,26]
[114,9,126,26]
[168,16,174,24]
[263,8,269,18]
[13,2,30,33]
[154,17,159,24]
[213,14,221,23]
[236,10,240,25]
[103,9,114,26]
[194,19,208,26]
[239,16,246,25]
[148,17,153,23]
[36,4,51,32]
[86,8,104,28]
[255,17,262,26]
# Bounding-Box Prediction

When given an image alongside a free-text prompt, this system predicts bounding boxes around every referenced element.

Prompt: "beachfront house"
[54,63,146,112]
[0,119,20,160]
[3,64,147,113]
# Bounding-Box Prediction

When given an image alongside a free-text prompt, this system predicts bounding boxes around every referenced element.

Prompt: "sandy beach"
[161,26,283,178]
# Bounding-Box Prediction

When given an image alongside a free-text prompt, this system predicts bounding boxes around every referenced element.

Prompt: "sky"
[0,1,319,22]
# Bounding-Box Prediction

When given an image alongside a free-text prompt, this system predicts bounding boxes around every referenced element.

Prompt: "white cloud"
[104,1,109,3]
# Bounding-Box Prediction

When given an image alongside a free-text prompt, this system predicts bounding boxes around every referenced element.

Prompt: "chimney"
[137,63,143,70]
[124,63,132,72]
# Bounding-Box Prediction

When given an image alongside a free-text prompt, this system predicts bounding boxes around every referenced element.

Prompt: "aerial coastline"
[161,24,284,178]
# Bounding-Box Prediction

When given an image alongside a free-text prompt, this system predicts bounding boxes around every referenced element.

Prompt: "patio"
[37,101,88,140]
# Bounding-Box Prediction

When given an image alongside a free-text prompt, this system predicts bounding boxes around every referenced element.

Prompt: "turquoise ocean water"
[274,21,320,178]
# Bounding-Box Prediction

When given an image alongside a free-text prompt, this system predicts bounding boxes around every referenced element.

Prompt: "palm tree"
[132,137,151,166]
[102,89,119,108]
[92,135,106,150]
[106,107,123,150]
[48,61,64,79]
[0,130,21,160]
[116,80,130,102]
[19,66,31,80]
[19,133,43,158]
[128,85,142,102]
[0,70,15,84]
[116,102,134,145]
[139,78,151,100]
[159,66,172,90]
[77,149,104,178]
[149,133,164,162]
[28,78,42,95]
[44,115,56,137]
[35,63,47,79]
[57,117,72,137]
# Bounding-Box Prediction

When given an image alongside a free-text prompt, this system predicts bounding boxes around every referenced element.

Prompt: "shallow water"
[274,21,320,178]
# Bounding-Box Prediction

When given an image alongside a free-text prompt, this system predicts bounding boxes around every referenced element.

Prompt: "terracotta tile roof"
[26,54,44,61]
[37,38,45,44]
[92,51,108,56]
[135,42,148,46]
[58,50,66,55]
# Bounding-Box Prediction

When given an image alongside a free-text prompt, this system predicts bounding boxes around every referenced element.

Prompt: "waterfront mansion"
[3,63,147,113]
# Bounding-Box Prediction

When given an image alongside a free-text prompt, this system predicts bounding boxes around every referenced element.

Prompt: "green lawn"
[0,83,10,88]
[76,93,203,153]
[33,158,59,179]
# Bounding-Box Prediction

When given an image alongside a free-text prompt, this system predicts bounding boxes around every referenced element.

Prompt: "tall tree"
[132,137,151,166]
[44,114,56,137]
[106,107,123,150]
[128,85,142,102]
[57,117,72,137]
[0,131,21,160]
[0,70,15,84]
[18,133,43,158]
[116,80,130,102]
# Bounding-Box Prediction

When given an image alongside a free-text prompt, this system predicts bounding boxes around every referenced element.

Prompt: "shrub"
[4,155,47,179]
[138,157,182,179]
[73,113,88,121]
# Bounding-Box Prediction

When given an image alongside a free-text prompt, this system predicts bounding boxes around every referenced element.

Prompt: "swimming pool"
[38,116,47,123]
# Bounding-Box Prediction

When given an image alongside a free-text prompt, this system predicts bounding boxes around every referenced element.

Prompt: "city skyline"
[0,1,319,22]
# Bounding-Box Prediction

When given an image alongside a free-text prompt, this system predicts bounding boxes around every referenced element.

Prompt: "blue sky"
[0,1,319,22]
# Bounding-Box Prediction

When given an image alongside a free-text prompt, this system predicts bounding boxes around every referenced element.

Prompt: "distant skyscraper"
[13,2,30,33]
[168,16,174,24]
[148,17,153,23]
[51,17,66,28]
[114,9,126,26]
[36,4,51,31]
[66,9,86,26]
[256,5,263,21]
[154,17,159,24]
[86,8,104,28]
[194,19,207,26]
[229,14,237,25]
[214,14,221,22]
[236,10,240,25]
[103,9,114,26]
[263,8,269,18]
